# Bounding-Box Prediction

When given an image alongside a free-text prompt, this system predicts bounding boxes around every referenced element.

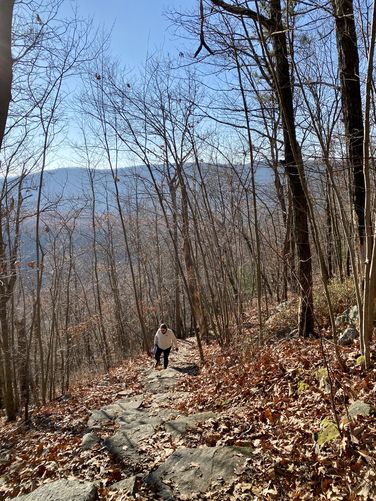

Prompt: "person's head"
[160,323,167,333]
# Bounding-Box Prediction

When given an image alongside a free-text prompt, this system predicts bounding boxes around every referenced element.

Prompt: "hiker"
[154,323,178,369]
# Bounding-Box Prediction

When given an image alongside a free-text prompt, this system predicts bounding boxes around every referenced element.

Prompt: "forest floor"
[0,326,375,500]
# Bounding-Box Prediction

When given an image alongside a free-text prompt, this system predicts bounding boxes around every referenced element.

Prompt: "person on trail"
[154,323,178,369]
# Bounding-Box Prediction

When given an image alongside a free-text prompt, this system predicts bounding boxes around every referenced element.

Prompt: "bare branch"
[210,0,272,28]
[194,0,214,57]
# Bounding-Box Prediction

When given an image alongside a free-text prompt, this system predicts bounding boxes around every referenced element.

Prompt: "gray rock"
[348,305,359,323]
[109,475,137,494]
[335,315,344,327]
[87,396,143,428]
[81,432,100,450]
[0,451,10,465]
[117,396,144,410]
[117,407,151,427]
[106,422,162,459]
[117,407,178,428]
[146,446,252,499]
[144,368,182,393]
[12,479,97,501]
[104,410,167,461]
[348,400,372,419]
[152,391,191,407]
[87,409,113,428]
[336,305,359,327]
[103,402,179,461]
[338,326,359,346]
[276,301,289,312]
[165,412,216,437]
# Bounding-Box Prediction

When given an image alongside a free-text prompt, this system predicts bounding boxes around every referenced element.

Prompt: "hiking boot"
[155,362,160,369]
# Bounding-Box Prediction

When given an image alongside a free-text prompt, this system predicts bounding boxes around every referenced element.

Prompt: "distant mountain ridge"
[14,162,273,212]
[22,166,143,210]
[8,163,272,261]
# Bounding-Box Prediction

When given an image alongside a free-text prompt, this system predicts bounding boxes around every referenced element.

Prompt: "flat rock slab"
[104,407,179,461]
[152,391,191,407]
[144,368,183,393]
[165,412,216,437]
[117,407,179,427]
[13,479,97,501]
[146,446,252,499]
[105,424,157,462]
[87,396,143,428]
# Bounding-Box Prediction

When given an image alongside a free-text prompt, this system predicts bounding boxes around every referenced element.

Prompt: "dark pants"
[155,346,171,369]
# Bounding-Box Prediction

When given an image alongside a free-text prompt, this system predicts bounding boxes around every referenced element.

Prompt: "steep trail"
[12,338,253,500]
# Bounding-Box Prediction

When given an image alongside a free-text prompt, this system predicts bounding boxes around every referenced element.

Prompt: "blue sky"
[43,0,199,168]
[61,0,197,68]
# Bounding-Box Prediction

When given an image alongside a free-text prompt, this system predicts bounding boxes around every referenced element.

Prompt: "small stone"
[348,400,371,419]
[0,451,11,465]
[81,432,100,450]
[116,390,132,397]
[109,475,137,494]
[317,418,340,446]
[338,326,359,346]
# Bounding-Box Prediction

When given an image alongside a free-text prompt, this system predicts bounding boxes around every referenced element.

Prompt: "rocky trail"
[8,339,253,500]
[1,334,376,500]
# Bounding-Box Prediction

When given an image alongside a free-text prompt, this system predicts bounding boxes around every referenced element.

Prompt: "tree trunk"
[270,0,314,337]
[169,179,184,339]
[0,0,14,150]
[360,0,376,367]
[0,2,16,412]
[326,179,334,281]
[0,302,16,420]
[332,0,365,249]
[177,163,206,363]
[89,170,111,369]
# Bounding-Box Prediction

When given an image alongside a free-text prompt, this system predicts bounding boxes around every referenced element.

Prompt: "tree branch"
[194,0,214,57]
[210,0,272,29]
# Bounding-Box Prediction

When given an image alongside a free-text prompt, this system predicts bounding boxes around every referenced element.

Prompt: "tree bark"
[0,0,14,150]
[0,299,16,420]
[177,163,206,363]
[169,178,184,339]
[270,0,314,336]
[361,0,376,367]
[332,0,365,248]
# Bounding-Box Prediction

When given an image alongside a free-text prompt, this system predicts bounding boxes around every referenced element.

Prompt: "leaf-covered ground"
[0,332,375,500]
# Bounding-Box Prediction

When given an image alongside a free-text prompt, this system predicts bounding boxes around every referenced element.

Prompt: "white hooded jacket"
[154,328,178,350]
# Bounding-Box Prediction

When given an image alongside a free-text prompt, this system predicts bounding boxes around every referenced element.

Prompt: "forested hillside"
[0,0,376,498]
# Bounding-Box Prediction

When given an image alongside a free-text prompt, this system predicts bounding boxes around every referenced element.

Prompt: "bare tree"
[332,0,365,256]
[194,0,314,337]
[0,0,15,151]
